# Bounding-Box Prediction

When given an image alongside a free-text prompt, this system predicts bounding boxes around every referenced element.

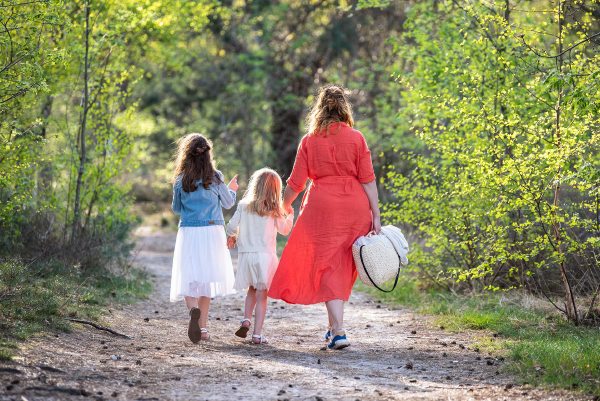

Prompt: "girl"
[226,168,294,344]
[170,133,239,344]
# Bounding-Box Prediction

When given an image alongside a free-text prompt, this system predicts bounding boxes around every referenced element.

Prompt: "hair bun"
[326,96,340,111]
[194,146,209,156]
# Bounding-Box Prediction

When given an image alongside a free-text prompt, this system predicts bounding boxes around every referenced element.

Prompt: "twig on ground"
[65,318,132,339]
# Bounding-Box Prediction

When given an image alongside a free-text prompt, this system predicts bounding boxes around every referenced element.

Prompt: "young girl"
[170,133,239,344]
[226,168,294,344]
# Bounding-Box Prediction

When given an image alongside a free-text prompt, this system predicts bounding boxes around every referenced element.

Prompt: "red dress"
[268,122,376,304]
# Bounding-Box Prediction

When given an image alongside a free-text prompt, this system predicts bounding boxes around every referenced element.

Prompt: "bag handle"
[358,244,401,293]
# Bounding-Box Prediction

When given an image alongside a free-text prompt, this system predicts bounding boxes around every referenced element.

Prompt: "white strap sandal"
[252,334,268,344]
[200,328,210,341]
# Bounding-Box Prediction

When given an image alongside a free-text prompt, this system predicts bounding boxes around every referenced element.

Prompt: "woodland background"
[0,0,599,380]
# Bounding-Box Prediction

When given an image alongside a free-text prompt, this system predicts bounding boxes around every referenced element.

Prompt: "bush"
[0,259,151,360]
[384,0,600,323]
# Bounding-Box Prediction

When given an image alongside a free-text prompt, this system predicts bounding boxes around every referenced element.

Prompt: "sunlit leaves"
[384,0,600,298]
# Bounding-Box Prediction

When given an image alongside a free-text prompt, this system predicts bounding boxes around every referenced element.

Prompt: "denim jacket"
[171,171,237,227]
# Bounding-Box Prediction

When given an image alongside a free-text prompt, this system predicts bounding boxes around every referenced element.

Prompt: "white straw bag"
[352,225,409,292]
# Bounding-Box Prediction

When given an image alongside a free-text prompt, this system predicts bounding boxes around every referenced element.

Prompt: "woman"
[268,84,381,350]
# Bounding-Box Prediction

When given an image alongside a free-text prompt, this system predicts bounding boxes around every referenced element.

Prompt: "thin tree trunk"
[37,95,54,195]
[553,0,578,324]
[72,0,90,241]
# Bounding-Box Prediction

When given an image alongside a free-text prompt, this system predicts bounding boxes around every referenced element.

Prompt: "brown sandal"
[235,318,251,338]
[188,307,201,344]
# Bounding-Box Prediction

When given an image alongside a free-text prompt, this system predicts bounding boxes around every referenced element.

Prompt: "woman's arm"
[283,186,300,213]
[361,180,381,234]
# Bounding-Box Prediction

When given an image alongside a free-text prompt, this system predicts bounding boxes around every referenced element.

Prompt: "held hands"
[226,235,237,249]
[228,174,239,191]
[284,203,294,215]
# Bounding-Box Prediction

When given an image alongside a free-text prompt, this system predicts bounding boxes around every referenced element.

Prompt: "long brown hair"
[306,84,354,136]
[172,133,216,192]
[242,168,285,218]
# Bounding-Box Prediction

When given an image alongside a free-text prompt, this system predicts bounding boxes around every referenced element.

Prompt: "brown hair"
[172,133,216,192]
[306,84,354,136]
[242,168,285,218]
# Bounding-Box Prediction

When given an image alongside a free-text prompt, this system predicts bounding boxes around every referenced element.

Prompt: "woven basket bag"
[352,234,401,292]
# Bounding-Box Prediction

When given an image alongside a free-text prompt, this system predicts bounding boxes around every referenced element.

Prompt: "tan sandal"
[188,307,201,344]
[235,318,251,338]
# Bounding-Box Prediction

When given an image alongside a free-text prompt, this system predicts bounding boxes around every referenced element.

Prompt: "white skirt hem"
[170,225,235,302]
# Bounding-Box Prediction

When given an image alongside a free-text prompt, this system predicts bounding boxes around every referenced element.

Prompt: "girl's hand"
[372,213,382,234]
[228,175,239,191]
[226,235,237,249]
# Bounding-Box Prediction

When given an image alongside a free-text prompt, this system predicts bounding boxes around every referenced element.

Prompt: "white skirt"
[170,225,235,302]
[234,251,279,291]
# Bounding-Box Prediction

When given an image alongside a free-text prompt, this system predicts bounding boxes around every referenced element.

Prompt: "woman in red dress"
[268,85,382,350]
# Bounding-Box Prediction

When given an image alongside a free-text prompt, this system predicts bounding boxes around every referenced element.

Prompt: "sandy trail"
[0,229,588,401]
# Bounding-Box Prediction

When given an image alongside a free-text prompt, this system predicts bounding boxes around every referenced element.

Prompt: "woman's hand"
[228,174,239,191]
[372,213,382,234]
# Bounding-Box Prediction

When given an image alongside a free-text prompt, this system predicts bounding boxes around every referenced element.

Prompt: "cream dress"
[226,203,294,291]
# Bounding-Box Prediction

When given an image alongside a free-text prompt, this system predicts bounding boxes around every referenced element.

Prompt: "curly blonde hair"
[306,84,354,136]
[242,168,285,218]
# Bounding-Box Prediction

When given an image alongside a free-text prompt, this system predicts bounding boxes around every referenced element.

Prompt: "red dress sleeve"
[357,134,376,183]
[287,136,309,192]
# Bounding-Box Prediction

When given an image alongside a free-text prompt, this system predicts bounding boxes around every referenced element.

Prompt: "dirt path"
[0,229,589,401]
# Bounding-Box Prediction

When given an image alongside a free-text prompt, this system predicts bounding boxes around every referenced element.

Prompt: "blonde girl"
[170,133,239,343]
[226,168,294,344]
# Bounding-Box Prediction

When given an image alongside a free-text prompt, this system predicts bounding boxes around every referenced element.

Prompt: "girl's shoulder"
[173,175,183,187]
[235,201,248,212]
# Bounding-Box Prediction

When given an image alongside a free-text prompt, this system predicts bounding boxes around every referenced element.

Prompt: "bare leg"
[245,287,257,321]
[326,306,333,331]
[184,296,198,310]
[325,299,345,335]
[198,296,211,339]
[253,290,268,336]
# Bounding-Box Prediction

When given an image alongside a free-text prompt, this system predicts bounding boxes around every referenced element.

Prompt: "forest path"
[0,229,587,401]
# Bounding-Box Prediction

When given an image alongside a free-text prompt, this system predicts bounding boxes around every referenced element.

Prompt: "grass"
[0,259,152,360]
[357,276,600,396]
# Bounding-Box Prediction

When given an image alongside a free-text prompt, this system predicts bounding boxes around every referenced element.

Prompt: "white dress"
[170,225,236,301]
[226,203,294,291]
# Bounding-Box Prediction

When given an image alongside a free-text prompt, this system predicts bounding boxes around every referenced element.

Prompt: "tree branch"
[65,318,132,339]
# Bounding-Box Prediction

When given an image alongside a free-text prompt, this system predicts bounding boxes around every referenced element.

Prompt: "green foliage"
[359,277,600,395]
[383,0,600,320]
[0,259,151,360]
[0,0,218,263]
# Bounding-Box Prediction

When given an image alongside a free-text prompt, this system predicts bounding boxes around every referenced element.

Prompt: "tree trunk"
[37,95,54,196]
[267,69,313,178]
[554,0,578,324]
[72,0,90,241]
[270,102,304,178]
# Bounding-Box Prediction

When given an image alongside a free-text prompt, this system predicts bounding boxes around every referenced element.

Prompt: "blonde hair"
[306,84,354,136]
[242,168,285,218]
